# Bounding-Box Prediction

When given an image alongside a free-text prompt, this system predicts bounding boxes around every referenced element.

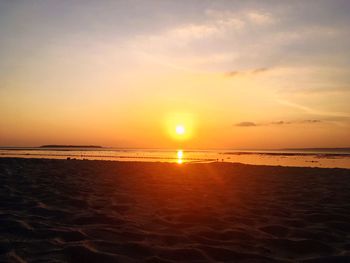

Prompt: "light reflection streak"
[177,150,183,164]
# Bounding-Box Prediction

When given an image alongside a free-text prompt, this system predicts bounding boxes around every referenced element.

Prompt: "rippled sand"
[1,158,350,262]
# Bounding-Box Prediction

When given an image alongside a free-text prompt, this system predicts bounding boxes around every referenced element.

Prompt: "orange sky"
[1,1,350,148]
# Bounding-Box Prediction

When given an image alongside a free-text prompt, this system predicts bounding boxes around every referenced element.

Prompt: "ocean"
[1,147,350,169]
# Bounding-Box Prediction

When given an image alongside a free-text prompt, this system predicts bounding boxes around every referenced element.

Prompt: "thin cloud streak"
[226,67,270,77]
[277,99,350,118]
[235,119,323,127]
[235,122,257,127]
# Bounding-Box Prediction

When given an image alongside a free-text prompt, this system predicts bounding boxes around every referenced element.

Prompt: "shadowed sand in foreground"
[1,158,350,262]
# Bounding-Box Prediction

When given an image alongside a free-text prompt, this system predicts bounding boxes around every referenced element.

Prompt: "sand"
[0,158,350,262]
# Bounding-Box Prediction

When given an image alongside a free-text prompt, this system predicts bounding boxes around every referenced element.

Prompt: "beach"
[1,158,350,262]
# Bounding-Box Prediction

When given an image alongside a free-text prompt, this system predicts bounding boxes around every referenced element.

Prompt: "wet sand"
[1,158,350,262]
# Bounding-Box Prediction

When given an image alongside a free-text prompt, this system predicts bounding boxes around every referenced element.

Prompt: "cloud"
[246,11,275,25]
[301,119,322,123]
[168,24,220,40]
[271,120,322,125]
[270,121,291,125]
[277,99,350,118]
[226,67,270,77]
[206,9,275,27]
[226,71,240,77]
[235,122,257,127]
[251,67,269,74]
[235,119,323,127]
[129,8,277,56]
[133,11,246,49]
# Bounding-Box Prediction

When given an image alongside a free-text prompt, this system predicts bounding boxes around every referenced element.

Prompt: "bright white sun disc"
[175,125,185,135]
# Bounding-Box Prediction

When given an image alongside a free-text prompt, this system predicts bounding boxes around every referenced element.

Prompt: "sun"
[175,125,185,135]
[164,112,195,141]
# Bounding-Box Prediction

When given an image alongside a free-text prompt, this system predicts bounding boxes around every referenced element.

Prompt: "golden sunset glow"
[164,112,195,142]
[2,3,350,263]
[0,1,349,149]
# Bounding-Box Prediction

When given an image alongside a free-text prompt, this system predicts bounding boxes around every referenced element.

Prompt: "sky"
[0,0,350,149]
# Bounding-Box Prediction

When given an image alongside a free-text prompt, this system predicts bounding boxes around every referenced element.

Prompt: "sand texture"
[1,158,350,262]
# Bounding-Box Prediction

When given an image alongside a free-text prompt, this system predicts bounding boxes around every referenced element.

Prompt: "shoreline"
[1,156,349,170]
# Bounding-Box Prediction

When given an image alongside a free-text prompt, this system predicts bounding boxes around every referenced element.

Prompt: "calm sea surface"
[1,147,350,169]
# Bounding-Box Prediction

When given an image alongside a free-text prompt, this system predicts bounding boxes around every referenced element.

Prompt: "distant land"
[40,145,103,148]
[282,147,350,152]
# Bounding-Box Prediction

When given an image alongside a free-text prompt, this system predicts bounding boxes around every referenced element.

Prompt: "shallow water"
[1,147,349,169]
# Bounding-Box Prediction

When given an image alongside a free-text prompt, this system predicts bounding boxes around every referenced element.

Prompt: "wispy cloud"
[277,99,350,118]
[235,119,323,127]
[235,122,257,127]
[270,119,322,125]
[132,10,247,48]
[129,9,276,56]
[301,119,322,123]
[246,11,275,25]
[206,9,275,27]
[226,67,270,77]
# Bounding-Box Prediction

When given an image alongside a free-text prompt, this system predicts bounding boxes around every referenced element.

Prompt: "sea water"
[0,147,349,169]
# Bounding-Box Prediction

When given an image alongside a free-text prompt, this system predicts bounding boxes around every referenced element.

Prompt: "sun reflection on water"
[177,150,183,164]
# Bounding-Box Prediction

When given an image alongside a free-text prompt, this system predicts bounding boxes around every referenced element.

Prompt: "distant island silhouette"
[40,145,103,148]
[282,147,350,152]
